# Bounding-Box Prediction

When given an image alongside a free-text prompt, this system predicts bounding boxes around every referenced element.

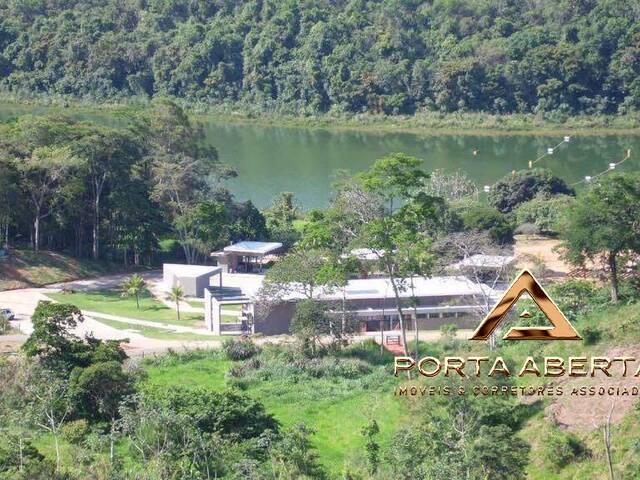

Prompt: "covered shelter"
[163,264,223,298]
[211,241,283,273]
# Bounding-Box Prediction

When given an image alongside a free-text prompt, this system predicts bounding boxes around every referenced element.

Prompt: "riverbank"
[2,95,640,136]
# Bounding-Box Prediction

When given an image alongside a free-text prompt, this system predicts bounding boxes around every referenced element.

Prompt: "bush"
[488,169,574,213]
[515,194,574,235]
[61,419,90,444]
[582,325,602,345]
[461,204,514,245]
[0,313,9,334]
[222,338,260,361]
[542,430,588,472]
[145,385,279,439]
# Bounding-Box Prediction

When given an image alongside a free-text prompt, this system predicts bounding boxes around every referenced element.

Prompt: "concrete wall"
[254,303,295,335]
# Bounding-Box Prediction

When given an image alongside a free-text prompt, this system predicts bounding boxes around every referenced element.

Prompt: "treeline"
[0,100,292,265]
[0,0,639,116]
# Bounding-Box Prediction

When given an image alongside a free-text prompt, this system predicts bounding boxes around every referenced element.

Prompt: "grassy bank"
[2,96,640,136]
[0,249,142,291]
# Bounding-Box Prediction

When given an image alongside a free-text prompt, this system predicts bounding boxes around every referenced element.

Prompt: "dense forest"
[0,0,639,116]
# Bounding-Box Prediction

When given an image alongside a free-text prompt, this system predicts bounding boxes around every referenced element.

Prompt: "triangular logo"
[470,269,581,341]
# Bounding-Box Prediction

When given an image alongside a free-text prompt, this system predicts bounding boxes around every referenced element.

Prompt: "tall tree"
[332,153,441,355]
[14,145,79,252]
[560,173,640,303]
[73,127,141,259]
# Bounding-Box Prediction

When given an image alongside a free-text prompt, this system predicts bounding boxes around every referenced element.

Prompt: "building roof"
[220,241,283,255]
[163,264,222,277]
[450,254,515,270]
[270,275,500,302]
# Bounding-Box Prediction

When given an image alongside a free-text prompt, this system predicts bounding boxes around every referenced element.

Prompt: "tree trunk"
[608,252,619,303]
[385,261,408,356]
[92,201,99,259]
[34,215,40,252]
[411,276,419,359]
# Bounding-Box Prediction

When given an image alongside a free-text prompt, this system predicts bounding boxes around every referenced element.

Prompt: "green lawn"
[47,289,204,327]
[94,318,221,342]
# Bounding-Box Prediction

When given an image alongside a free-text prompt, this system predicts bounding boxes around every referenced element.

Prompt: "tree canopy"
[0,0,639,116]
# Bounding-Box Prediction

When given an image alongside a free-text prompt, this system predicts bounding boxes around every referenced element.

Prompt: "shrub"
[488,169,574,213]
[515,194,574,235]
[61,419,90,444]
[222,338,260,361]
[461,204,514,245]
[145,386,279,439]
[542,430,588,472]
[582,325,602,345]
[0,313,9,334]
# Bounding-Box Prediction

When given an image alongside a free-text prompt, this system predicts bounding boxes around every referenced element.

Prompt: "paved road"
[0,271,227,355]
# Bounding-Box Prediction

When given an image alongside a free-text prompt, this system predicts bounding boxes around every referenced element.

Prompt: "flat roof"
[164,264,222,277]
[273,275,500,301]
[222,241,283,255]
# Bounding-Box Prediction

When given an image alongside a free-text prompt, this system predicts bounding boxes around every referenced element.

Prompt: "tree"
[291,299,331,356]
[22,301,88,373]
[0,157,19,249]
[461,204,515,245]
[168,285,185,322]
[560,173,640,302]
[121,274,146,309]
[24,369,72,473]
[333,153,441,356]
[488,169,574,213]
[262,247,332,300]
[14,145,80,252]
[386,392,530,480]
[265,192,300,247]
[144,100,235,264]
[515,194,575,235]
[73,127,141,259]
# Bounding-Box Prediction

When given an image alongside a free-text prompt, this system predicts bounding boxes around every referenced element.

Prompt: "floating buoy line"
[471,137,633,195]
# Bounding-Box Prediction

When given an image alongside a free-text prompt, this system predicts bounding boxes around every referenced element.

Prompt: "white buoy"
[585,176,592,182]
[483,185,491,193]
[473,149,478,156]
[564,136,571,142]
[609,163,616,170]
[547,148,554,155]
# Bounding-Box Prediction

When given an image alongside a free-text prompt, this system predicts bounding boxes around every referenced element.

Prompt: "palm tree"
[168,285,185,322]
[121,274,146,309]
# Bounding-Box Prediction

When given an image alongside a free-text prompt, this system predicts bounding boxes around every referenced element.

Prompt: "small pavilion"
[211,241,283,273]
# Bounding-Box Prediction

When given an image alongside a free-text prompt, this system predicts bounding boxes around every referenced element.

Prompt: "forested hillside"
[0,0,639,116]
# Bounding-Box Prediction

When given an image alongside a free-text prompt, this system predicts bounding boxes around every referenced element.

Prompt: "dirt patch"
[514,235,571,278]
[545,346,640,431]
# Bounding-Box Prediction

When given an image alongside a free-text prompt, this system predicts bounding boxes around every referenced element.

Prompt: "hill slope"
[0,0,639,116]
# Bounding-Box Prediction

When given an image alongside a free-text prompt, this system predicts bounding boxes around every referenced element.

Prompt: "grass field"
[93,318,221,342]
[0,249,141,291]
[47,289,204,327]
[143,343,408,474]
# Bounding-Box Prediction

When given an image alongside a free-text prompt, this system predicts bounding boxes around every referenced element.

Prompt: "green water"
[205,122,640,208]
[2,104,638,208]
